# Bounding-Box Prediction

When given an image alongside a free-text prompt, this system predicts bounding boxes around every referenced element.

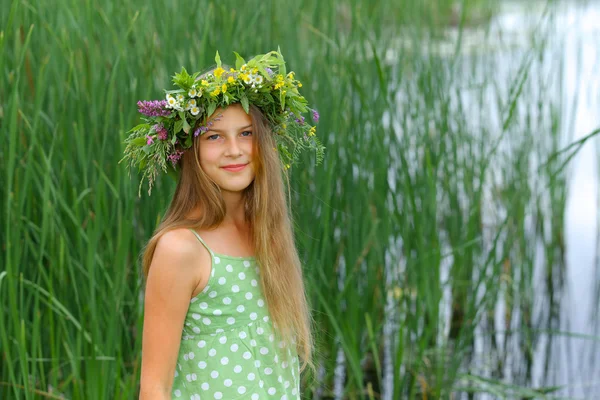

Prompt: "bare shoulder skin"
[138,228,211,399]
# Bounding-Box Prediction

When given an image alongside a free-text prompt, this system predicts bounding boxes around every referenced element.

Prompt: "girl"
[122,51,324,399]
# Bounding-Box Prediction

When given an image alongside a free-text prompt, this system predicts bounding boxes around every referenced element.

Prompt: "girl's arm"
[138,230,204,399]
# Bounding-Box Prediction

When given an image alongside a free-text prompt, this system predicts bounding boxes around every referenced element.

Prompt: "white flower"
[186,99,197,110]
[173,102,184,112]
[255,75,264,85]
[190,106,200,116]
[166,94,177,108]
[176,94,185,102]
[188,87,197,98]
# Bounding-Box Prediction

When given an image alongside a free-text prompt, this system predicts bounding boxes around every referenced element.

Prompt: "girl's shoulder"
[151,228,212,285]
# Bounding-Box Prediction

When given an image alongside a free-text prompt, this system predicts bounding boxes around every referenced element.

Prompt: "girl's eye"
[241,131,253,137]
[207,134,220,140]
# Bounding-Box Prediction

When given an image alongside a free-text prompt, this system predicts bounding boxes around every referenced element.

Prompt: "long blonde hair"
[141,103,315,374]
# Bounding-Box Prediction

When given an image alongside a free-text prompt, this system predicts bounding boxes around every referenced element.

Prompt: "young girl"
[121,51,324,399]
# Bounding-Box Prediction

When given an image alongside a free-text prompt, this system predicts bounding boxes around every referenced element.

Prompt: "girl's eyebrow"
[206,124,253,133]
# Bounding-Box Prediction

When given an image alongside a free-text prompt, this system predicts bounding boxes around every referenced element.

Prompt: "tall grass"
[1,0,590,398]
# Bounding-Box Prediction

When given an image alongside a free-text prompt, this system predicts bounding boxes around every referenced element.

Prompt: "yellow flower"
[214,67,225,78]
[252,68,258,74]
[298,82,303,87]
[201,80,209,86]
[210,87,221,97]
[287,72,295,79]
[227,76,235,84]
[222,84,227,93]
[229,68,235,72]
[308,126,316,137]
[285,164,290,169]
[282,90,287,95]
[241,64,247,71]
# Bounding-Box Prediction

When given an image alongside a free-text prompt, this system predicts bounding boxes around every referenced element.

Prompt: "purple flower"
[167,150,184,166]
[265,67,274,77]
[312,109,320,123]
[295,116,305,125]
[194,125,209,137]
[154,123,168,140]
[137,100,172,117]
[146,135,154,145]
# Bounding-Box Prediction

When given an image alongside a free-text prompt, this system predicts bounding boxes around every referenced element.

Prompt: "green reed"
[1,0,586,398]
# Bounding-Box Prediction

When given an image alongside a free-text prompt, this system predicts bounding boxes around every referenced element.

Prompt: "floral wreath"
[120,49,325,196]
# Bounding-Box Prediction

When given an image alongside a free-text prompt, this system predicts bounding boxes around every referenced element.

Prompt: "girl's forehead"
[210,104,252,129]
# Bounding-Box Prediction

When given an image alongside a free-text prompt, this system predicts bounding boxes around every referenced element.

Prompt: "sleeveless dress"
[170,229,301,400]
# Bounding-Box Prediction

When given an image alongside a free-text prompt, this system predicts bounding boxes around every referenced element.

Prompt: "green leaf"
[240,94,249,114]
[215,50,222,68]
[233,51,246,70]
[206,102,217,120]
[174,119,183,134]
[179,111,191,133]
[142,145,151,154]
[131,137,147,146]
[171,132,178,145]
[185,134,192,147]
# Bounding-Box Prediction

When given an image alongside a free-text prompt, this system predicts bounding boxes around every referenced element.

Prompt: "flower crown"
[120,50,325,196]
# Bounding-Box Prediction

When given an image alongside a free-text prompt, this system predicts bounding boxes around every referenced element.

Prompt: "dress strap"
[189,229,215,258]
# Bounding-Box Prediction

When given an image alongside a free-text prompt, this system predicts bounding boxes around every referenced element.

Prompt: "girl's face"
[198,103,256,194]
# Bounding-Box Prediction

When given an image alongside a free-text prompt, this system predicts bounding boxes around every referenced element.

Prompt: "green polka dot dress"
[171,229,301,399]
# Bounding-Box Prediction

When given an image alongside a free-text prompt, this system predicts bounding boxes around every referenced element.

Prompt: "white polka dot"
[213,309,222,315]
[227,317,236,325]
[238,386,246,394]
[218,336,226,344]
[259,380,264,388]
[292,388,298,395]
[238,272,246,279]
[198,361,207,369]
[260,347,269,355]
[226,264,233,272]
[245,292,253,300]
[237,305,245,313]
[220,356,229,365]
[192,313,201,320]
[191,395,200,400]
[221,378,231,387]
[203,317,211,325]
[269,334,275,342]
[250,339,257,346]
[198,340,206,348]
[251,279,258,287]
[239,331,247,339]
[218,277,226,285]
[284,380,290,388]
[247,372,256,380]
[201,382,209,390]
[234,365,242,373]
[250,312,257,320]
[257,299,265,307]
[254,360,261,368]
[281,395,288,400]
[211,370,219,379]
[256,327,264,334]
[243,260,251,267]
[268,387,276,395]
[208,348,216,356]
[274,355,279,363]
[174,389,181,397]
[183,354,189,361]
[243,351,252,359]
[223,297,231,305]
[214,392,222,399]
[209,291,217,298]
[230,343,239,352]
[199,302,207,309]
[252,394,259,400]
[192,326,201,333]
[278,375,283,383]
[214,257,221,264]
[216,328,224,333]
[265,367,273,375]
[232,284,240,293]
[188,352,195,359]
[263,316,269,322]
